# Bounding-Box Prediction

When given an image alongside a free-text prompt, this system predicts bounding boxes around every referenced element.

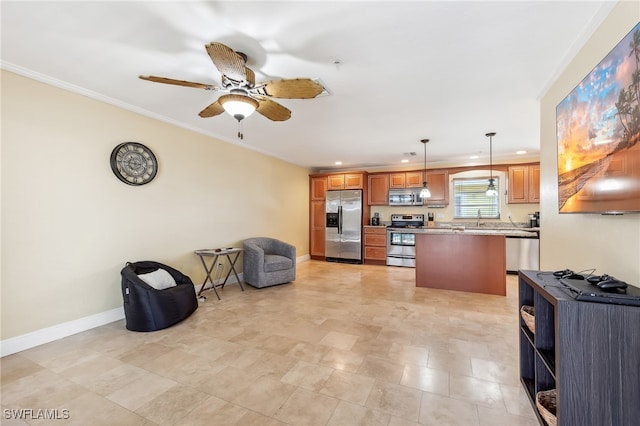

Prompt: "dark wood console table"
[518,270,640,426]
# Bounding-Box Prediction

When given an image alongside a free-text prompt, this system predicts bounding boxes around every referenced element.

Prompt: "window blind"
[453,178,500,219]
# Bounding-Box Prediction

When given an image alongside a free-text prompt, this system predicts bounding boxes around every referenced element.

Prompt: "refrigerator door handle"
[338,205,343,234]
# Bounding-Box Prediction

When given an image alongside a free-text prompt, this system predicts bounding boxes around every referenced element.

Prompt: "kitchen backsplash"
[369,203,540,227]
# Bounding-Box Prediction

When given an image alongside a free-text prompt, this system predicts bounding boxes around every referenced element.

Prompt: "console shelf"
[519,270,640,426]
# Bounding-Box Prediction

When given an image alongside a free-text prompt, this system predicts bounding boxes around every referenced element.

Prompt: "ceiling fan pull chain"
[237,121,244,140]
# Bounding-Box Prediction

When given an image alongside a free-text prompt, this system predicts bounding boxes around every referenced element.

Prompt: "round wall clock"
[110,142,158,186]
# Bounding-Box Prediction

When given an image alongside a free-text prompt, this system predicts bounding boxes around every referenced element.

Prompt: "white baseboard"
[0,307,125,357]
[0,261,310,357]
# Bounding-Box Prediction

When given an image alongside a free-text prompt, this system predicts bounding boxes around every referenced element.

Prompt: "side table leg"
[197,255,220,300]
[229,252,244,291]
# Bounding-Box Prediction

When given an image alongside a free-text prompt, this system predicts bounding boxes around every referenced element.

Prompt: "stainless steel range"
[386,214,424,267]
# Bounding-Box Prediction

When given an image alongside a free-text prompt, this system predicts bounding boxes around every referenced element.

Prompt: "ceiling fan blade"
[139,75,218,90]
[256,97,291,121]
[256,78,324,99]
[198,100,225,118]
[245,67,255,86]
[205,42,247,83]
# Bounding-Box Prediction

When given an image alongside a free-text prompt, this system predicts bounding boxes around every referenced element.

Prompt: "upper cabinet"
[310,176,327,201]
[385,165,538,206]
[368,170,448,206]
[425,170,449,206]
[528,165,540,203]
[389,171,423,188]
[508,164,540,203]
[368,173,389,205]
[328,173,364,190]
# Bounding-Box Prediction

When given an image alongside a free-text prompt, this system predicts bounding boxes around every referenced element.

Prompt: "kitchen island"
[415,227,537,296]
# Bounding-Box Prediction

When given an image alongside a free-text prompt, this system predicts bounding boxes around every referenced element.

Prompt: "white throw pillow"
[137,268,177,290]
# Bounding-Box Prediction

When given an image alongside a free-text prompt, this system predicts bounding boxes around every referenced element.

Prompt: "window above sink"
[453,177,500,219]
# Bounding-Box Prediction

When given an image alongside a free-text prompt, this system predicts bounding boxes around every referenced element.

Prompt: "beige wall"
[1,70,310,339]
[539,1,640,284]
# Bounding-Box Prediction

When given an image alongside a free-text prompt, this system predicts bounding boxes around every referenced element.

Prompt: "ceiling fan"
[140,41,324,138]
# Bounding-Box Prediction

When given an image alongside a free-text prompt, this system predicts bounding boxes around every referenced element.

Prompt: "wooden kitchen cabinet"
[328,173,364,190]
[368,173,389,205]
[508,164,540,204]
[424,170,449,206]
[310,200,326,258]
[311,176,327,201]
[382,170,448,206]
[389,173,405,189]
[328,174,345,190]
[389,172,423,189]
[309,176,327,259]
[405,172,424,187]
[528,165,540,203]
[363,226,387,265]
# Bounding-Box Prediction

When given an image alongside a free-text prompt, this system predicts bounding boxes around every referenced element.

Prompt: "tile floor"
[1,260,538,425]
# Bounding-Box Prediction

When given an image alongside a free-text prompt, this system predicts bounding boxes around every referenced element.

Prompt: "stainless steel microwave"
[388,189,423,206]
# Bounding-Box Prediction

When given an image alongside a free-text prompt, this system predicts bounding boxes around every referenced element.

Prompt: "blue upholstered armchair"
[243,237,296,288]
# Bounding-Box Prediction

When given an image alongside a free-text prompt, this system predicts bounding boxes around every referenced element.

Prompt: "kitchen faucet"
[477,209,481,227]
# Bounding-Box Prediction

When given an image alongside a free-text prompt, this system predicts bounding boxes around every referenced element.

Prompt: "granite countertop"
[386,226,539,238]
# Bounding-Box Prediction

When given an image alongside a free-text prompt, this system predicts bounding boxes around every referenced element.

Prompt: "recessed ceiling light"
[401,159,409,163]
[335,161,342,165]
[516,150,527,155]
[469,155,479,160]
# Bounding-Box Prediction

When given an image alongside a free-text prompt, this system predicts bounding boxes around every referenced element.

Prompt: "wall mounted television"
[556,22,640,214]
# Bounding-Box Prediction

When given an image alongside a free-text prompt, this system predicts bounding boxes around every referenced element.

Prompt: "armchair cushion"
[263,254,294,273]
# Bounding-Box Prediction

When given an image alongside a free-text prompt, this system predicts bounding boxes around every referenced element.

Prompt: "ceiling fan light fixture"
[219,94,259,121]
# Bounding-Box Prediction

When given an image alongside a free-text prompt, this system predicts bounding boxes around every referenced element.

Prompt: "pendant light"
[419,139,431,199]
[485,132,498,197]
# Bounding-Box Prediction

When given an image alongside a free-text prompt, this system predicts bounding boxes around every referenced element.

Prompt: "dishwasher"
[506,236,539,274]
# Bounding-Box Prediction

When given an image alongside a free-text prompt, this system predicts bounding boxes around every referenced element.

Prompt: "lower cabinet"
[518,270,640,426]
[363,226,387,265]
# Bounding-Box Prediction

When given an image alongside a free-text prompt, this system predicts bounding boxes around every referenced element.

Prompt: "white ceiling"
[1,1,614,171]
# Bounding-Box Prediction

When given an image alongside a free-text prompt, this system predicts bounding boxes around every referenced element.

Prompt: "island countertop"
[387,226,538,238]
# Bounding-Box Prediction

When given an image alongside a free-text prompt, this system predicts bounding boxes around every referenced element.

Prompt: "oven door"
[388,232,415,248]
[387,231,416,267]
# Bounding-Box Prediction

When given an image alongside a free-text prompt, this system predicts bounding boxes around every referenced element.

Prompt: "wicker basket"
[536,389,557,426]
[520,305,535,334]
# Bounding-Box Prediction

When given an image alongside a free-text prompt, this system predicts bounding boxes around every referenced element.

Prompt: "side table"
[194,248,244,300]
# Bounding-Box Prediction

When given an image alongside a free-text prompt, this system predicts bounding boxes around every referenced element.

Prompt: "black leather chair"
[120,261,198,331]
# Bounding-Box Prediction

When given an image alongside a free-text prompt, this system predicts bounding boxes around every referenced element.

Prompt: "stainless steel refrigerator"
[325,189,362,263]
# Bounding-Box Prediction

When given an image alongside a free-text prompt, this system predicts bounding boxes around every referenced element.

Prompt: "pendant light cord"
[486,132,496,179]
[421,139,429,187]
